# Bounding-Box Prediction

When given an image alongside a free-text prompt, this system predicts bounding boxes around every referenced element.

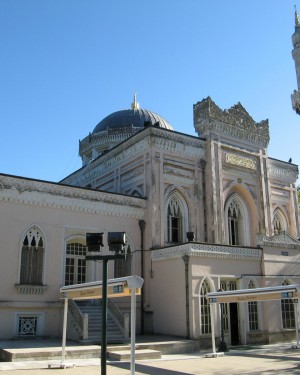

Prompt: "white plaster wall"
[150,259,186,337]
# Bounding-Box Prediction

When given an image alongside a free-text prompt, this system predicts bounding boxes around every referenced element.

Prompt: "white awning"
[206,284,300,304]
[205,284,300,357]
[60,275,143,300]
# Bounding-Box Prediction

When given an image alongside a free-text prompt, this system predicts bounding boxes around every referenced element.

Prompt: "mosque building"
[0,16,300,348]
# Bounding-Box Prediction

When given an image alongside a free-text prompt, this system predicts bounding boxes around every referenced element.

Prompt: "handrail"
[108,299,124,332]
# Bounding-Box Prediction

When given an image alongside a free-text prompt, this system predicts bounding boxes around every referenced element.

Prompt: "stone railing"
[152,242,262,262]
[68,300,88,340]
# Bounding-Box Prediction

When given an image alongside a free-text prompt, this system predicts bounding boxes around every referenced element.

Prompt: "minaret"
[291,6,300,114]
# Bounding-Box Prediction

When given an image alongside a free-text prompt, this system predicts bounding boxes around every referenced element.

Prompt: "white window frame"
[199,278,213,335]
[281,279,296,330]
[65,240,87,286]
[248,280,259,331]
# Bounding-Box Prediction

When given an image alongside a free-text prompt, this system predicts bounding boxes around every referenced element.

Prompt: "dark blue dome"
[93,108,173,133]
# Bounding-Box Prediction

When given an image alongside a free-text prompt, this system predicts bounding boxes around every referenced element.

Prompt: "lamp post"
[217,289,228,353]
[86,232,126,375]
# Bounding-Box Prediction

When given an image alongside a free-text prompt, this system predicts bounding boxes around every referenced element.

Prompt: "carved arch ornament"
[272,208,288,234]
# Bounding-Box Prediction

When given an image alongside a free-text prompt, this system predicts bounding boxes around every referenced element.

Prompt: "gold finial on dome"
[295,5,300,26]
[131,93,140,110]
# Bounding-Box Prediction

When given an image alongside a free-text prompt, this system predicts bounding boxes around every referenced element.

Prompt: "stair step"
[107,349,162,361]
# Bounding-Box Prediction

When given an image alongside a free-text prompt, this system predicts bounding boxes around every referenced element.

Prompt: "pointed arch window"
[281,280,295,329]
[228,199,241,245]
[225,194,249,246]
[167,195,184,243]
[200,280,211,334]
[248,280,259,331]
[20,226,44,285]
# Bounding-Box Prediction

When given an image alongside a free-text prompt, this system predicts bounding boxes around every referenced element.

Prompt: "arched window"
[166,192,187,244]
[20,226,44,285]
[114,245,131,278]
[65,241,87,286]
[225,194,249,246]
[281,280,295,329]
[273,208,287,235]
[248,280,259,331]
[200,279,211,334]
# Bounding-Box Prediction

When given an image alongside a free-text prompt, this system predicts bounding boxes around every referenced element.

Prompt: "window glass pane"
[20,226,44,285]
[201,281,211,334]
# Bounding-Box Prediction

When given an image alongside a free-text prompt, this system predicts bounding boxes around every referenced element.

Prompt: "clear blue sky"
[1,0,299,182]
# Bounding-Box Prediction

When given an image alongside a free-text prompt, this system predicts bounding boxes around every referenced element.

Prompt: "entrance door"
[65,242,87,286]
[230,303,240,345]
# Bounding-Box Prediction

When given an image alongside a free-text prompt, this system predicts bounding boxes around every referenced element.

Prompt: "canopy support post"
[130,287,136,375]
[61,298,68,364]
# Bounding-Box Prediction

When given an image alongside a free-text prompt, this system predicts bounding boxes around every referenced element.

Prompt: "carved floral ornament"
[225,153,257,171]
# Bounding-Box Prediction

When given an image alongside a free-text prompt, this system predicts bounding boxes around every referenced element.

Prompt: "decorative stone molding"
[122,166,144,184]
[151,243,262,262]
[256,233,300,249]
[268,158,299,183]
[62,127,205,187]
[193,97,270,148]
[15,284,48,295]
[0,174,146,219]
[225,153,257,171]
[164,165,194,179]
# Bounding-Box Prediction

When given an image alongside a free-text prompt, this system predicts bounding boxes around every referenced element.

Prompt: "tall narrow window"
[220,280,237,334]
[114,245,131,278]
[248,281,259,331]
[225,194,250,246]
[167,196,183,243]
[281,280,295,329]
[200,280,211,334]
[228,200,241,245]
[65,242,87,286]
[20,226,44,285]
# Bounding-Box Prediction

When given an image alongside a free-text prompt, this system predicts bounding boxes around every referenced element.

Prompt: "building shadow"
[109,361,191,375]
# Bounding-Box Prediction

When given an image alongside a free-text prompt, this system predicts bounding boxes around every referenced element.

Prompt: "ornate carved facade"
[0,94,299,347]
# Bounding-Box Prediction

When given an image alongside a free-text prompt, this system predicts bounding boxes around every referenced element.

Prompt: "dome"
[79,96,174,166]
[93,96,173,133]
[93,108,173,133]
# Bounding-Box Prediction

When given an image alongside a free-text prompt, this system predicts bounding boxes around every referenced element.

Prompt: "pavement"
[1,343,300,374]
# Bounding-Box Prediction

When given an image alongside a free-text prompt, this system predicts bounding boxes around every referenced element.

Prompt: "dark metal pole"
[101,259,108,375]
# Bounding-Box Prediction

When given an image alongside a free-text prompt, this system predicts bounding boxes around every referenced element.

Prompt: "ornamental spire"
[131,93,140,110]
[295,5,300,26]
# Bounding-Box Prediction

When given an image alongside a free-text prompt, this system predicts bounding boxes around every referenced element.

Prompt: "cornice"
[0,175,145,219]
[151,243,262,262]
[65,127,205,186]
[257,233,300,250]
[268,159,299,183]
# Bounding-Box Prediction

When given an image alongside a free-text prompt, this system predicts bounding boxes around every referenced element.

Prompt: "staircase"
[68,300,127,344]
